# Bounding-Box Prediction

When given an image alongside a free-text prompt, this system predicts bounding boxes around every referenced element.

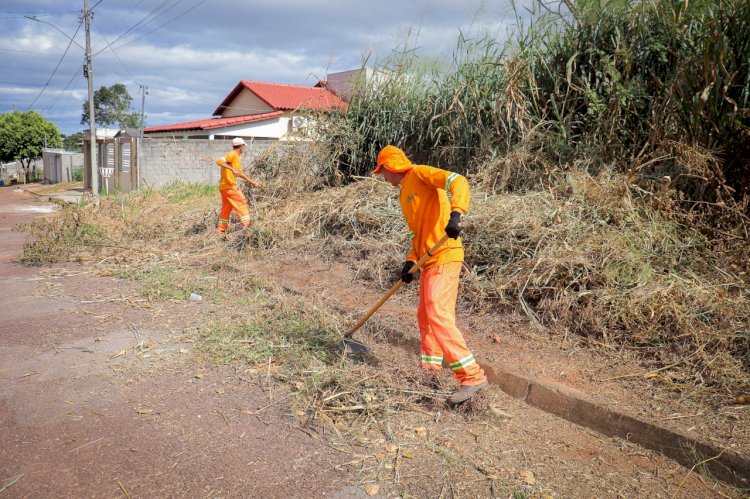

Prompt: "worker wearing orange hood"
[373,145,488,404]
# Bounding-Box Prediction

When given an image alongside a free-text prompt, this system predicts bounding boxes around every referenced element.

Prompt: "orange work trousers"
[417,261,486,386]
[217,187,251,234]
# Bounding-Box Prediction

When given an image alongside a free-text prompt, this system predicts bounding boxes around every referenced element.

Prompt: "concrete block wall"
[42,150,84,184]
[1,159,42,182]
[139,138,280,188]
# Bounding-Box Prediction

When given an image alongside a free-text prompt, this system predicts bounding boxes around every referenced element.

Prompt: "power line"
[0,11,78,16]
[0,47,41,54]
[26,20,83,111]
[0,10,78,14]
[92,17,141,86]
[121,0,148,20]
[43,66,81,113]
[93,0,175,56]
[130,0,186,33]
[126,0,209,47]
[100,0,209,54]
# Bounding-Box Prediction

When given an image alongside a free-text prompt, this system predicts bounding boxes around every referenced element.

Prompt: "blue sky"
[0,1,524,135]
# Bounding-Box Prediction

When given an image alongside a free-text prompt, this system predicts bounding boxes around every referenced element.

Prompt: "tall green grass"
[322,0,749,204]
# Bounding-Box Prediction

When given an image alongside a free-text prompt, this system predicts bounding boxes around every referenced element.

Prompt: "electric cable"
[102,0,208,53]
[92,17,141,86]
[26,20,83,110]
[93,0,175,55]
[43,67,80,113]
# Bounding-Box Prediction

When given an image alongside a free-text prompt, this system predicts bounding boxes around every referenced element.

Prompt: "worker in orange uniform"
[215,137,263,236]
[373,145,488,405]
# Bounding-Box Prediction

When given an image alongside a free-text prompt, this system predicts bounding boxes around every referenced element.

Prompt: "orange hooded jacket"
[376,146,470,269]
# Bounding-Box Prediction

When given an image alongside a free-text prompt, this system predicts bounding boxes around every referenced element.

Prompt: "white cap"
[232,137,246,146]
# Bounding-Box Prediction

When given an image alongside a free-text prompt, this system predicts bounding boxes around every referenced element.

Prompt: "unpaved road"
[0,185,744,498]
[0,187,358,498]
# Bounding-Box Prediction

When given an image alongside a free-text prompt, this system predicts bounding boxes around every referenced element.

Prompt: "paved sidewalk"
[18,182,88,204]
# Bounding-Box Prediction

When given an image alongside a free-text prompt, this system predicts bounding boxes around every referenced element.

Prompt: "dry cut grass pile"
[246,164,750,398]
[17,159,750,400]
[16,182,487,427]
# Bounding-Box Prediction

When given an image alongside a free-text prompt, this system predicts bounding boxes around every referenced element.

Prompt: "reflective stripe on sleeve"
[445,172,459,191]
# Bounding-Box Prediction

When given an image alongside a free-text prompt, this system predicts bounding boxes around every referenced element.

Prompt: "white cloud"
[0,0,526,134]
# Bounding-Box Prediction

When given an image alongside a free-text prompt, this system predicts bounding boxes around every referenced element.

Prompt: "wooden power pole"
[84,0,98,196]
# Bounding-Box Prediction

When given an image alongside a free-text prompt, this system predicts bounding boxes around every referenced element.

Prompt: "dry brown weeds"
[18,157,750,400]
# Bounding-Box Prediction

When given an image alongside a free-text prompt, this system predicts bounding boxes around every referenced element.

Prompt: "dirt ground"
[0,185,746,498]
[0,187,360,498]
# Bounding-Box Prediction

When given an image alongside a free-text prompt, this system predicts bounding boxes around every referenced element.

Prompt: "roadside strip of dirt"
[0,187,360,498]
[493,371,748,488]
[251,252,749,490]
[2,186,745,496]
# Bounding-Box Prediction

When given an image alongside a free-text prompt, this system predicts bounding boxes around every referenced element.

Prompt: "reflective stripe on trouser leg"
[418,261,486,385]
[217,189,232,233]
[217,187,251,231]
[418,287,443,371]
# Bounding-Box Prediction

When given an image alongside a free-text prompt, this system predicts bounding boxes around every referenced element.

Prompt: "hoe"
[338,234,449,355]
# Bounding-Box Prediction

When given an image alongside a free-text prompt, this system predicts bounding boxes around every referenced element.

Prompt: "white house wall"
[146,117,291,140]
[225,118,289,139]
[222,89,274,117]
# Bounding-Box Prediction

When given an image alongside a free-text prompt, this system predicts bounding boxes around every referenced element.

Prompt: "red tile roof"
[213,81,346,116]
[144,111,284,133]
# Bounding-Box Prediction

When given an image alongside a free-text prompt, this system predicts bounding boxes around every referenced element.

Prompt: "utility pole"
[139,85,148,134]
[84,0,98,196]
[137,84,148,189]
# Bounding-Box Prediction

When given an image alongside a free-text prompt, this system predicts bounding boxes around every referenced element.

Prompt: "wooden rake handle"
[343,234,450,340]
[239,174,267,192]
[205,157,267,193]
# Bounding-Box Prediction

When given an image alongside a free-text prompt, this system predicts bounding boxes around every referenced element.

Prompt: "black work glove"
[445,211,462,239]
[400,261,417,284]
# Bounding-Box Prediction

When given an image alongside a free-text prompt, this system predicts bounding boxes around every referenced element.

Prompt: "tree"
[0,110,61,182]
[81,83,141,128]
[62,132,84,152]
[119,111,142,129]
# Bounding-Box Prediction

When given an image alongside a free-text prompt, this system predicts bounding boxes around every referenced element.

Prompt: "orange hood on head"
[373,145,413,174]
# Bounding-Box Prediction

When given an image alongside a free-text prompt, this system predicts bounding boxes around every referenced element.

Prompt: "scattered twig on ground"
[0,474,24,494]
[66,436,103,454]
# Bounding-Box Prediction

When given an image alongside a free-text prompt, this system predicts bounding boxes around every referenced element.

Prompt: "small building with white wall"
[42,148,84,184]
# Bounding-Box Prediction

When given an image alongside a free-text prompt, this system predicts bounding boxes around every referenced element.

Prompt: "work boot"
[446,380,489,405]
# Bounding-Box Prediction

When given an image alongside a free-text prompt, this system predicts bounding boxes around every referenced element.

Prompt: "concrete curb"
[488,366,749,489]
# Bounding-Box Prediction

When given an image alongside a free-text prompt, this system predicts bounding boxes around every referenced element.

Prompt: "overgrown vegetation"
[17,0,748,413]
[325,1,749,198]
[309,0,750,392]
[320,0,750,278]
